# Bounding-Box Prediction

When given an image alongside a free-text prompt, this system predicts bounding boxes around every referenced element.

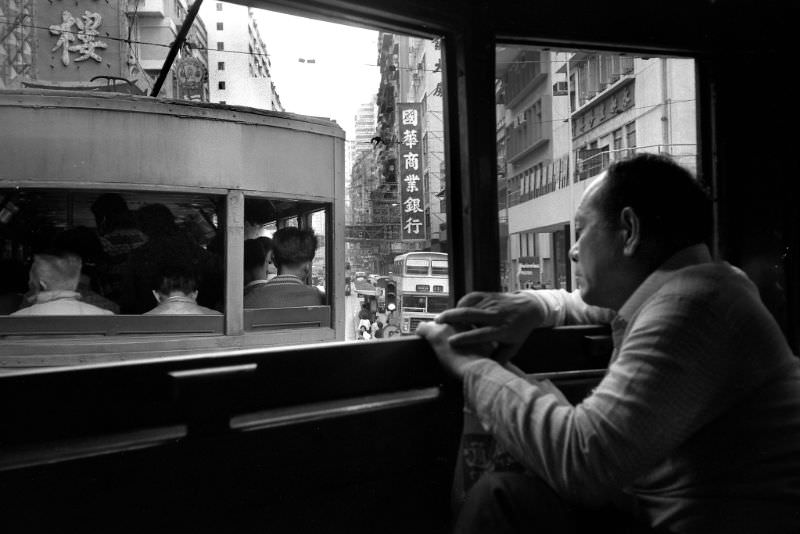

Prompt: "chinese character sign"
[37,0,124,83]
[398,103,425,241]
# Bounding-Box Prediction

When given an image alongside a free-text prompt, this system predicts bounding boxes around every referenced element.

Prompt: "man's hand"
[416,321,492,379]
[434,291,546,365]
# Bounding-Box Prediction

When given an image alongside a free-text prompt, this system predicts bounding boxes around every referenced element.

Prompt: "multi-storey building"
[199,1,282,110]
[0,0,203,95]
[394,34,445,253]
[496,48,572,291]
[354,99,377,152]
[369,31,444,272]
[346,86,401,274]
[498,48,697,291]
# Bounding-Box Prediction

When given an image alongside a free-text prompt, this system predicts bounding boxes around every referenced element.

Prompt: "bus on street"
[392,251,449,334]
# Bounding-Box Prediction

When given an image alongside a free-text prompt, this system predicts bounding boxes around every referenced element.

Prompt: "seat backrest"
[244,305,331,331]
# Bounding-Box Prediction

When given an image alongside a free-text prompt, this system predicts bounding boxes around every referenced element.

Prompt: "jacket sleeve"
[462,292,736,506]
[519,289,615,327]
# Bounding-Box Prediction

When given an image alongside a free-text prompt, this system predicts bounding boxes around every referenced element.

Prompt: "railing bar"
[231,387,441,432]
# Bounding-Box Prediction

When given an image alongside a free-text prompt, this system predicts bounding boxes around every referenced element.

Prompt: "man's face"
[570,187,626,309]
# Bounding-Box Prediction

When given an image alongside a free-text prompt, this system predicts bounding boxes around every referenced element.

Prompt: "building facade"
[198,1,282,109]
[498,48,697,291]
[0,0,208,98]
[348,31,445,275]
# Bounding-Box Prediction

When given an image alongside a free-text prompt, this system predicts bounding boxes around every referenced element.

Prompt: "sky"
[253,9,381,142]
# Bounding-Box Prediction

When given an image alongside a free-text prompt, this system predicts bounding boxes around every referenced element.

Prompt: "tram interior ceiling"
[1,0,798,531]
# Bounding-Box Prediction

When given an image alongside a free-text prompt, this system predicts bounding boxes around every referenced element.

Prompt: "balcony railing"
[505,156,569,208]
[576,144,697,182]
[503,144,696,207]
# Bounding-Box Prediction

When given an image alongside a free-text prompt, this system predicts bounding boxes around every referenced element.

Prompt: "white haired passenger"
[12,252,114,316]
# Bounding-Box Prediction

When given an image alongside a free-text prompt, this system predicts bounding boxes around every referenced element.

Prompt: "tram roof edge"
[0,89,346,139]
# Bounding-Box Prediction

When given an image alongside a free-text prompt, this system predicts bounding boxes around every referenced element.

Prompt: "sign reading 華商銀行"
[397,102,425,241]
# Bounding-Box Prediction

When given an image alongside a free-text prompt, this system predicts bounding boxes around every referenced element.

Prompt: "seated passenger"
[53,227,120,313]
[244,227,324,308]
[145,263,221,315]
[11,251,114,316]
[243,238,269,296]
[418,154,800,533]
[123,203,222,314]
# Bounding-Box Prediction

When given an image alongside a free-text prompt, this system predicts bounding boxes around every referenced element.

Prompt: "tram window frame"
[0,186,340,365]
[0,187,228,335]
[240,195,331,330]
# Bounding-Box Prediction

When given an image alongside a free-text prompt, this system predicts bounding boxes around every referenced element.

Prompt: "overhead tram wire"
[3,18,695,121]
[1,17,699,73]
[151,0,205,97]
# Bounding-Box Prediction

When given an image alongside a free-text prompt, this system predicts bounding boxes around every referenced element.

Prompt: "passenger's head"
[271,227,318,276]
[244,198,275,239]
[91,193,135,233]
[137,203,178,238]
[244,238,268,284]
[571,154,711,310]
[28,252,82,293]
[151,262,200,301]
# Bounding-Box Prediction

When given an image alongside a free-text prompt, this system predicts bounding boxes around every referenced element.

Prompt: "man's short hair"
[31,252,82,291]
[594,153,712,251]
[153,262,199,296]
[244,238,267,270]
[271,227,317,268]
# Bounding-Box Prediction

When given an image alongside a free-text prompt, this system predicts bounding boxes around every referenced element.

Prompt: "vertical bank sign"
[398,102,426,241]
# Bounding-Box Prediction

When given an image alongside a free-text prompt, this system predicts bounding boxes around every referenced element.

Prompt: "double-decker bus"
[393,251,449,334]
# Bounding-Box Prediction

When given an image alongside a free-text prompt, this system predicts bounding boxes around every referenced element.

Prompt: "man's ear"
[38,279,48,291]
[619,206,641,256]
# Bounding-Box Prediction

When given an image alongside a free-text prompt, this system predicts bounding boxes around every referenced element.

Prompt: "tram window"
[0,188,226,323]
[496,45,698,291]
[242,197,329,321]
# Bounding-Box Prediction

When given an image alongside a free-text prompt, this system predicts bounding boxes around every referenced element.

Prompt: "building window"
[217,42,224,51]
[625,121,636,156]
[216,2,222,10]
[613,128,623,156]
[217,22,224,31]
[218,62,225,71]
[218,81,226,90]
